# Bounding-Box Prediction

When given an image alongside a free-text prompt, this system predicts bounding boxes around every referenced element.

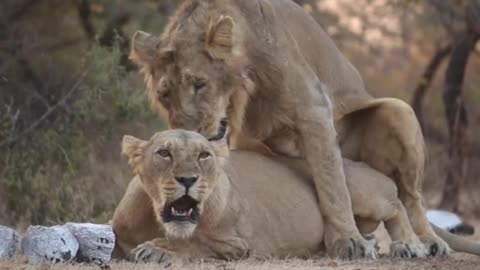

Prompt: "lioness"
[130,0,446,258]
[112,130,480,264]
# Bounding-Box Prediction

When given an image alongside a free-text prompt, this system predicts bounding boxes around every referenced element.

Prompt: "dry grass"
[2,223,480,270]
[1,255,479,270]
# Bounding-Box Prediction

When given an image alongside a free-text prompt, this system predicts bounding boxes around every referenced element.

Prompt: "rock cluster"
[0,223,115,265]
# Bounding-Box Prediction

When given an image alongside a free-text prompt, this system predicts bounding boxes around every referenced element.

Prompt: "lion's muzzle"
[208,118,228,141]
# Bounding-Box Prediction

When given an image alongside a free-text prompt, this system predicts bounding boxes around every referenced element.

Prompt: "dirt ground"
[1,222,480,270]
[1,254,479,270]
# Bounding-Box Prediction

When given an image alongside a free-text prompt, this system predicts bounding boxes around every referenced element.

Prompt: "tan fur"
[129,0,448,257]
[112,130,480,264]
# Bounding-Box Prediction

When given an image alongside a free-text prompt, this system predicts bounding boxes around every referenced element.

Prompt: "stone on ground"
[21,225,79,264]
[65,223,115,265]
[0,225,19,261]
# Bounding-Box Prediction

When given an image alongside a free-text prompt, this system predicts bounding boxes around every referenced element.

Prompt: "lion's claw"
[419,235,451,257]
[390,241,429,259]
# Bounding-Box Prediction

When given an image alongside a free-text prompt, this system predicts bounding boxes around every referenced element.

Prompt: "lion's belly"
[226,151,324,258]
[248,112,366,161]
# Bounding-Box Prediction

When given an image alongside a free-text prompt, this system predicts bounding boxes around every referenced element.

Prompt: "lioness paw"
[390,241,429,259]
[128,242,174,266]
[329,237,378,260]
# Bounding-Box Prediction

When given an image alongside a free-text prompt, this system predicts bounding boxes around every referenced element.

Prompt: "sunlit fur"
[129,0,449,258]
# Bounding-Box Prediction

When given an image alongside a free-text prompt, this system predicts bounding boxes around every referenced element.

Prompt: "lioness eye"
[198,152,211,160]
[193,80,207,93]
[157,150,171,158]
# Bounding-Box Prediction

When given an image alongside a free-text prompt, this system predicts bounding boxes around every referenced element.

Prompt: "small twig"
[0,69,90,149]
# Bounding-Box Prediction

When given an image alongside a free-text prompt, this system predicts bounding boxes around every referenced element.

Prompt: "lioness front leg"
[129,235,249,264]
[129,239,175,266]
[296,90,376,259]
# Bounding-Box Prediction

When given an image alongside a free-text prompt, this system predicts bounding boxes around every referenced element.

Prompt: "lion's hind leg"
[384,202,429,259]
[358,98,450,257]
[345,160,428,259]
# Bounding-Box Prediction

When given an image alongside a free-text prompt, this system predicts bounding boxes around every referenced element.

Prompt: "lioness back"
[225,151,324,257]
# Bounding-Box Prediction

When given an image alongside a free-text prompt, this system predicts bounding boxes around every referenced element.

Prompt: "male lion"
[129,0,446,258]
[111,130,480,264]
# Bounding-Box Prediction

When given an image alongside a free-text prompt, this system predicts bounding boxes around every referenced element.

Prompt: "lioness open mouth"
[162,196,200,224]
[208,118,228,141]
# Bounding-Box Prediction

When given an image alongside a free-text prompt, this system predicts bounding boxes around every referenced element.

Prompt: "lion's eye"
[198,151,211,160]
[156,150,171,158]
[193,80,207,93]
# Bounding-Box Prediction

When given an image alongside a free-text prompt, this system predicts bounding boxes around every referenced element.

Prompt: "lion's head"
[130,1,254,141]
[121,129,228,239]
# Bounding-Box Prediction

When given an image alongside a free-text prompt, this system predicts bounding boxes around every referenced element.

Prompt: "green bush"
[0,41,163,227]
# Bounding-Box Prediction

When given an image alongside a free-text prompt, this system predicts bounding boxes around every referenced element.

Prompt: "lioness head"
[122,130,228,239]
[130,2,253,141]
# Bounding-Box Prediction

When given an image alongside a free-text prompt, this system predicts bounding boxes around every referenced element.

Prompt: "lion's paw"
[128,242,174,266]
[419,235,451,257]
[329,236,378,260]
[390,241,429,259]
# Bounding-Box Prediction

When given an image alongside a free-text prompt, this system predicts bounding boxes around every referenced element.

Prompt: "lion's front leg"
[296,92,377,260]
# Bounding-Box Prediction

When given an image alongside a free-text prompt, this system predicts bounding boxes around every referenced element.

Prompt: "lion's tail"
[433,224,480,255]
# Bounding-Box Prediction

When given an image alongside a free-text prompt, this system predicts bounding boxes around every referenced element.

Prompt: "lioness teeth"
[171,207,191,217]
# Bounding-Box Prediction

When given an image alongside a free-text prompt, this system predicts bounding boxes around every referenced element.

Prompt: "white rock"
[0,225,19,261]
[427,209,463,230]
[427,209,475,235]
[65,223,115,265]
[21,225,79,264]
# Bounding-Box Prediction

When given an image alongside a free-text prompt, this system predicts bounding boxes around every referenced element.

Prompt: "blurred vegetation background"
[0,0,479,228]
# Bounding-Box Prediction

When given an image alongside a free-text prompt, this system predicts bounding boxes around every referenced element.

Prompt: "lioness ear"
[206,15,234,59]
[122,135,148,174]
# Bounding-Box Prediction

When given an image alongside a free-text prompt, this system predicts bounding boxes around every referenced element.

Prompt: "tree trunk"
[440,30,479,211]
[412,44,452,130]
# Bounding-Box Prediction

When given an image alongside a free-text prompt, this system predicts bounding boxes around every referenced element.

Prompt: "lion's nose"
[175,176,198,189]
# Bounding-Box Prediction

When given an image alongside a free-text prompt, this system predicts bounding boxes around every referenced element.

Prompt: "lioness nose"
[175,176,198,188]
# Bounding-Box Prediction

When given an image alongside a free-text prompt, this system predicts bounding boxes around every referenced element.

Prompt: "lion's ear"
[122,135,148,174]
[130,31,174,68]
[130,31,161,66]
[206,15,234,60]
